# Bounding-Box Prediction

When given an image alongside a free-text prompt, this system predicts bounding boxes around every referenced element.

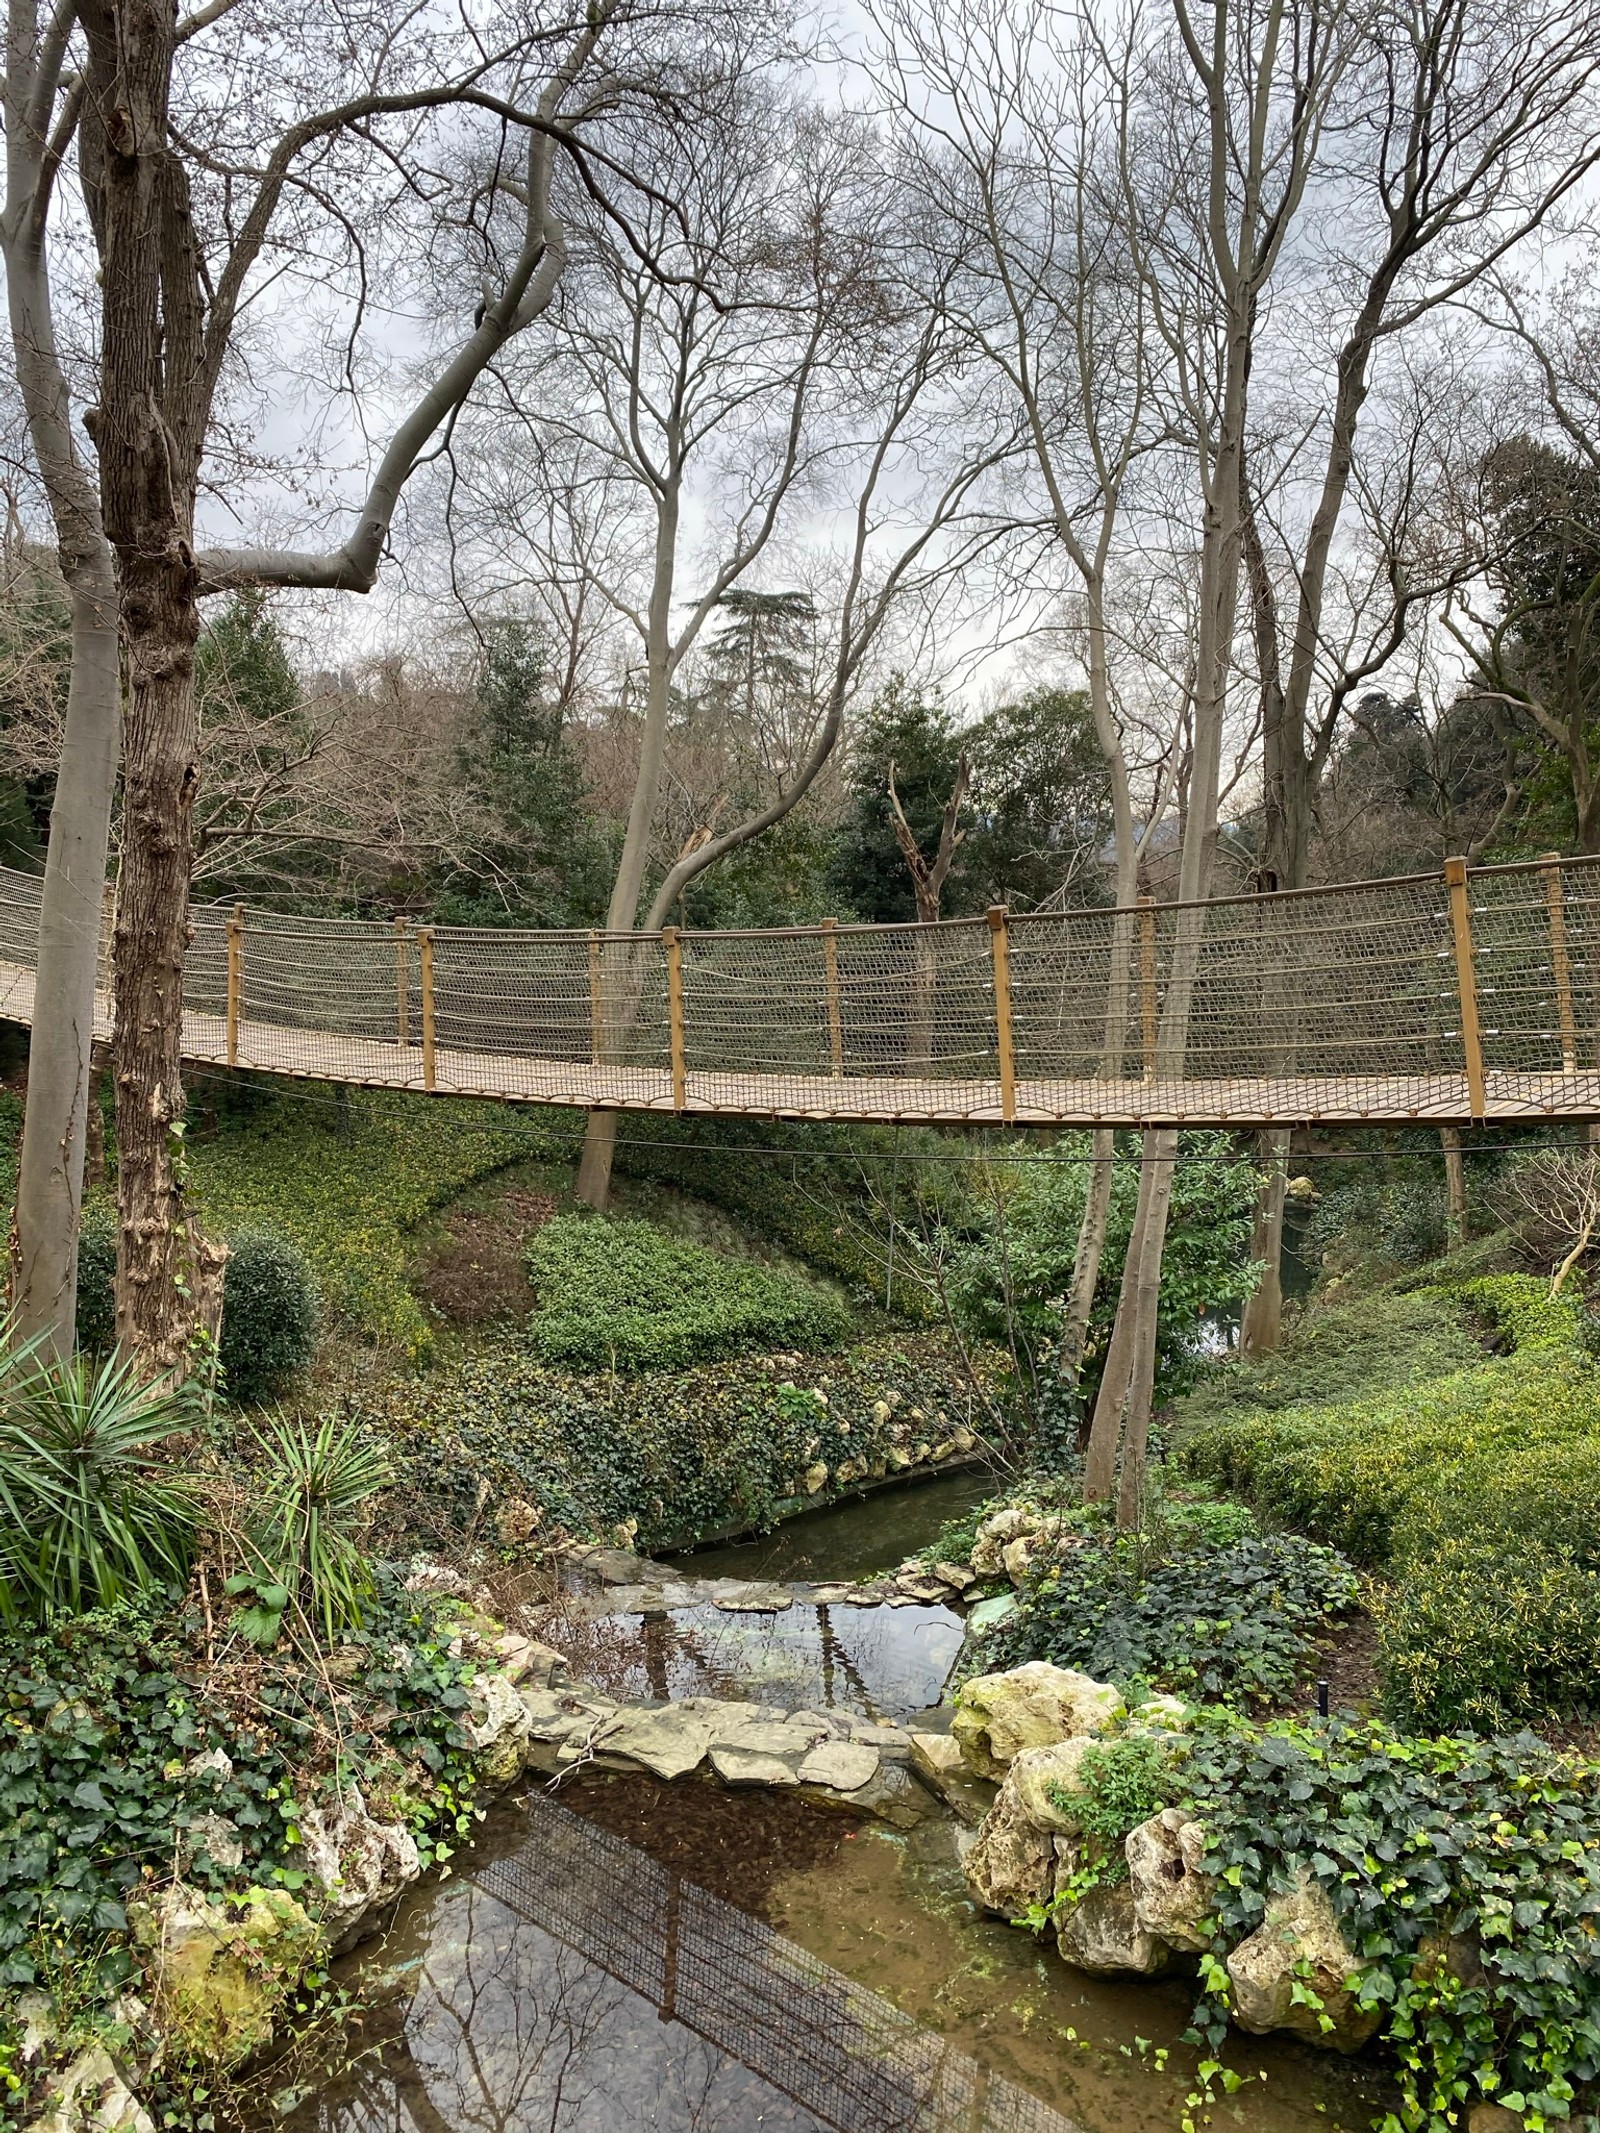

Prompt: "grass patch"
[185,1089,559,1358]
[524,1214,851,1371]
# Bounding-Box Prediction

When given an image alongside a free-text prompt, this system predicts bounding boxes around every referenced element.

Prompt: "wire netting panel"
[0,859,1597,1122]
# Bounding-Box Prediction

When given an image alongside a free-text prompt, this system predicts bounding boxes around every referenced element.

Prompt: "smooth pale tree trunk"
[1240,1130,1288,1354]
[2,29,123,1355]
[576,498,679,1214]
[10,580,119,1352]
[1441,1126,1468,1246]
[1062,1126,1116,1396]
[1057,586,1140,1408]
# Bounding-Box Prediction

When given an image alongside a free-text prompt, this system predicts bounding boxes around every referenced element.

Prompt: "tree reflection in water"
[282,1792,1085,2133]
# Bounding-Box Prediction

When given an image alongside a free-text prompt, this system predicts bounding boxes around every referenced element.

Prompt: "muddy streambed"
[272,1475,1394,2133]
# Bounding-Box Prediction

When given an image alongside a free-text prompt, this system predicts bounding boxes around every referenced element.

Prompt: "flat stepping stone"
[894,1579,953,1603]
[846,1721,911,1751]
[710,1582,793,1612]
[933,1562,977,1590]
[797,1740,880,1792]
[711,1745,799,1787]
[591,1708,715,1780]
[710,1719,820,1758]
[832,1585,891,1606]
[619,1582,700,1613]
[809,1584,861,1605]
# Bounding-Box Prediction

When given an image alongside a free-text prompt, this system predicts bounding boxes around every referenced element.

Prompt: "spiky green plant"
[0,1343,199,1621]
[239,1412,392,1647]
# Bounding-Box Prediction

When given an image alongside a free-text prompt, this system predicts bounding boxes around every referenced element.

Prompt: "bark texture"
[81,0,224,1370]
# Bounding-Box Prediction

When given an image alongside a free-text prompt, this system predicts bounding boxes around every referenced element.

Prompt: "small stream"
[272,1474,1393,2133]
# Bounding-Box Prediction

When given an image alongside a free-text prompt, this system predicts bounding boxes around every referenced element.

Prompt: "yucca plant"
[0,1342,199,1622]
[236,1411,392,1647]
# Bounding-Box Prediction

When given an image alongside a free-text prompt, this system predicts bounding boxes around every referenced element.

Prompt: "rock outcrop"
[128,1885,321,2069]
[952,1662,1123,1779]
[1126,1808,1213,1953]
[294,1784,423,1952]
[27,2044,154,2133]
[1052,1856,1176,1978]
[962,1784,1058,1917]
[1226,1871,1378,2051]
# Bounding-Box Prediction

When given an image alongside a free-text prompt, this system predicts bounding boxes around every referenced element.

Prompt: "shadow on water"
[271,1784,1390,2133]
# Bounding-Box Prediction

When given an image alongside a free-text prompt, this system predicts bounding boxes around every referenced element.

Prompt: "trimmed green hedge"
[371,1330,998,1548]
[524,1215,850,1371]
[1177,1276,1600,1728]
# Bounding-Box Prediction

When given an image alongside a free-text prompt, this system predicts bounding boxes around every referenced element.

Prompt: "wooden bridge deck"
[2,954,1595,1127]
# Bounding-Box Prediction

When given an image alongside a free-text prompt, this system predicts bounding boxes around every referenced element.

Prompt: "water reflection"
[286,1792,1084,2133]
[557,1598,966,1722]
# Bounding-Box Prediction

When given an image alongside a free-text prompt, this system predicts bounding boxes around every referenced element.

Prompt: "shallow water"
[274,1477,1395,2133]
[673,1467,999,1585]
[549,1592,967,1721]
[276,1783,1390,2133]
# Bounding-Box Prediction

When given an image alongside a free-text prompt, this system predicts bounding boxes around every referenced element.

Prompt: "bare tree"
[1083,0,1349,1521]
[26,0,728,1367]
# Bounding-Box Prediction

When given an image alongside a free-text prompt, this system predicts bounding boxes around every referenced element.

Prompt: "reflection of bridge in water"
[473,1791,1082,2133]
[6,853,1600,1126]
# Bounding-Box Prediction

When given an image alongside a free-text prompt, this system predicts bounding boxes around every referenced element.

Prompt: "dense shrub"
[976,1529,1357,1708]
[1175,1286,1481,1435]
[1181,1716,1600,2133]
[372,1330,999,1547]
[524,1215,850,1370]
[218,1227,319,1403]
[610,1114,980,1314]
[76,1219,320,1403]
[1177,1275,1600,1728]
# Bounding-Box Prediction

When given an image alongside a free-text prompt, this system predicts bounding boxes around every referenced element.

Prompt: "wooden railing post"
[820,918,843,1078]
[662,926,687,1110]
[418,926,436,1091]
[1444,855,1486,1119]
[100,879,116,995]
[395,918,410,1047]
[225,903,244,1067]
[588,930,603,1068]
[987,905,1016,1123]
[1139,895,1158,1080]
[1541,851,1579,1074]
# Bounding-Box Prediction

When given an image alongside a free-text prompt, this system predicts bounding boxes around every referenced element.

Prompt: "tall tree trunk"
[83,0,226,1370]
[11,565,120,1354]
[1441,1126,1468,1247]
[1239,1131,1287,1354]
[576,490,679,1214]
[3,18,124,1356]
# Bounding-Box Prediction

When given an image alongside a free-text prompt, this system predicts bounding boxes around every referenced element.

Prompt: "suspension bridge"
[0,852,1596,1126]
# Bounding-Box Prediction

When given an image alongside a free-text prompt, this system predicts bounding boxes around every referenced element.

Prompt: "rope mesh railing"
[1,854,1597,1123]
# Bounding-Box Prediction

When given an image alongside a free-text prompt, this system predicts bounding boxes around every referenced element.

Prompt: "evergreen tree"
[438,621,610,926]
[964,685,1114,909]
[829,677,967,921]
